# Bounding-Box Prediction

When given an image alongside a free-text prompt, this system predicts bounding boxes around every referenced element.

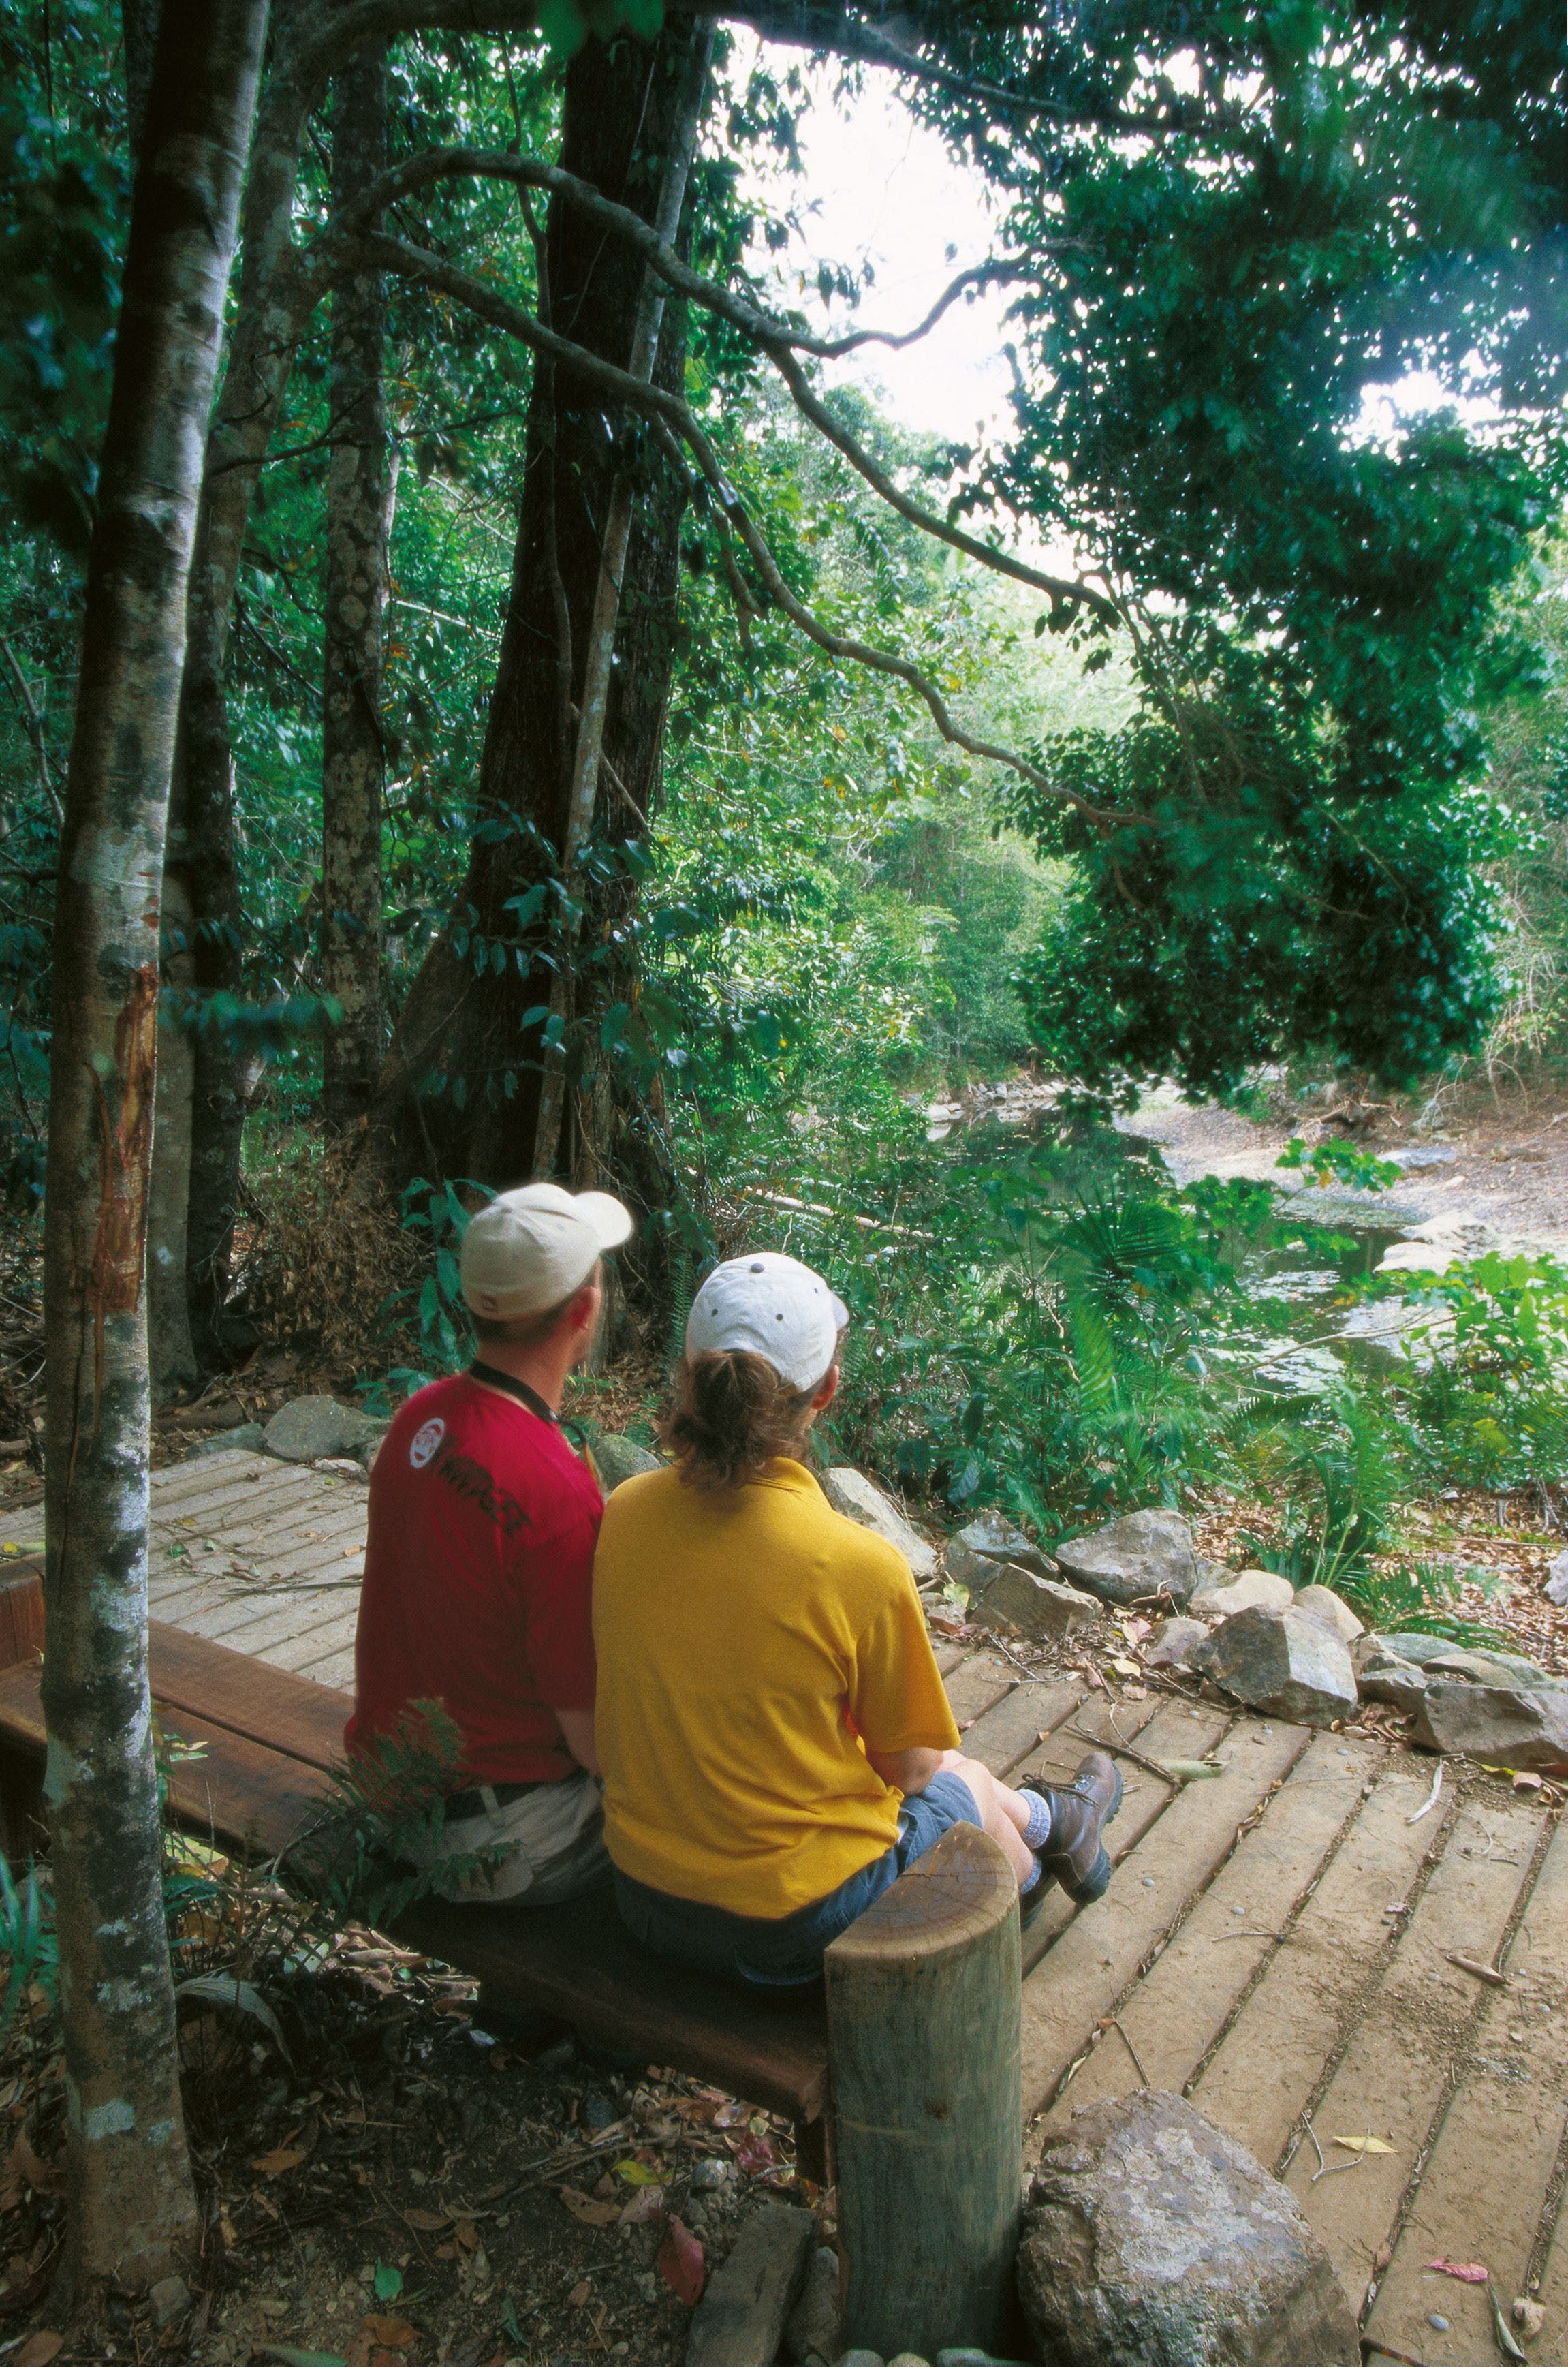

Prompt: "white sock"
[1018,1855,1041,1896]
[1020,1787,1054,1851]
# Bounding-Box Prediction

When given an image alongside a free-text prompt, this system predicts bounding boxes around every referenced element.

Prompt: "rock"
[1511,2298,1546,2340]
[587,1431,661,1492]
[1189,1569,1294,1622]
[837,2354,885,2367]
[887,2356,931,2367]
[686,2199,815,2367]
[1547,1550,1568,1609]
[1053,1509,1197,1611]
[690,2156,737,2192]
[1425,1644,1566,1695]
[148,2274,191,2330]
[1354,1651,1431,1712]
[263,1395,388,1465]
[953,1510,1050,1575]
[1146,1616,1212,1671]
[935,2353,1032,2367]
[821,1469,938,1580]
[1017,2089,1360,2366]
[1290,1586,1364,1643]
[313,1456,369,1482]
[974,1563,1099,1643]
[186,1425,267,1459]
[1407,1681,1568,1773]
[1191,1605,1358,1729]
[1353,1629,1459,1672]
[783,2245,841,2366]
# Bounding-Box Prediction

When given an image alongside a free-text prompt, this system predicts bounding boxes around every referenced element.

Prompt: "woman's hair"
[657,1349,819,1491]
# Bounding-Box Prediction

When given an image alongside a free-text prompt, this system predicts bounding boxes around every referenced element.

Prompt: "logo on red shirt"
[409,1416,445,1468]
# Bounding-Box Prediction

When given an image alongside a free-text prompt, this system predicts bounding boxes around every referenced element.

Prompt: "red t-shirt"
[346,1373,602,1784]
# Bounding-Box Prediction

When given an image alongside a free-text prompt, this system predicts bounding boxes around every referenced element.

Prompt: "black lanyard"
[467,1362,593,1461]
[468,1361,558,1426]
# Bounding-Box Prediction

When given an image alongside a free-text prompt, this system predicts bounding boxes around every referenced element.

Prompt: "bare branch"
[314,146,1115,621]
[0,636,64,825]
[358,229,1129,826]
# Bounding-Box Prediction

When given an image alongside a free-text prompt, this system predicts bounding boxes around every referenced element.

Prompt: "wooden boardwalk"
[5,1449,1565,2355]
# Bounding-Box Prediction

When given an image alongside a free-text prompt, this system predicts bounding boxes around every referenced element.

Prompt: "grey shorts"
[409,1767,610,1904]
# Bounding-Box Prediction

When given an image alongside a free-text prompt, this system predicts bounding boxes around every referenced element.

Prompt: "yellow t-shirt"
[593,1457,960,1919]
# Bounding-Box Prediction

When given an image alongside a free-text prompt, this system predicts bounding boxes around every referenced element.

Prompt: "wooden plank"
[0,1562,43,1671]
[147,1460,324,1526]
[1019,1712,1306,2117]
[1044,1731,1382,2125]
[148,1623,348,1766]
[1281,1795,1548,2313]
[253,1614,362,1676]
[943,1650,1016,1727]
[1014,1693,1174,1972]
[961,1682,1081,1779]
[153,1496,367,1577]
[395,1887,829,2127]
[932,1638,971,1677]
[1363,1818,1568,2367]
[299,1643,356,1688]
[1191,1757,1445,2171]
[0,1665,325,1859]
[167,1583,362,1662]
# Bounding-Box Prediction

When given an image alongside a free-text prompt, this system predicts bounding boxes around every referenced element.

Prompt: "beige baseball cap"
[460,1182,633,1320]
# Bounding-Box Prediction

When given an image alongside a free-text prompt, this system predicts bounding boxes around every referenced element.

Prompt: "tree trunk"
[321,38,390,1131]
[362,18,712,1220]
[119,0,163,161]
[40,0,265,2303]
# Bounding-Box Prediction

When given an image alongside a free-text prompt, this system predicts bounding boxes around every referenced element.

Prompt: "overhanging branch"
[358,228,1131,826]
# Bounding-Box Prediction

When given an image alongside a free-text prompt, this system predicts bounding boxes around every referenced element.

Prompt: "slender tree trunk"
[321,38,390,1130]
[40,0,265,2303]
[119,0,163,159]
[362,19,712,1216]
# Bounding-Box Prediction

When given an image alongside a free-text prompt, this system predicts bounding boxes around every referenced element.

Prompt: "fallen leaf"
[360,2317,418,2349]
[1492,2290,1528,2362]
[345,2332,375,2367]
[657,2215,704,2306]
[1160,1759,1227,1782]
[1429,2257,1490,2282]
[400,2206,450,2231]
[1512,1772,1543,1793]
[614,2159,662,2186]
[1109,1656,1142,1678]
[617,2184,664,2225]
[452,2221,479,2251]
[433,2244,457,2263]
[373,2261,403,2304]
[255,2351,347,2367]
[16,2335,63,2367]
[712,2101,748,2129]
[567,2282,592,2308]
[11,2133,63,2195]
[1330,2135,1396,2156]
[732,2134,777,2176]
[559,2186,621,2227]
[252,2147,309,2177]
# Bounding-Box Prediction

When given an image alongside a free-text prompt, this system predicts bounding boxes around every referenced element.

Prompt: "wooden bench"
[0,1568,1022,2355]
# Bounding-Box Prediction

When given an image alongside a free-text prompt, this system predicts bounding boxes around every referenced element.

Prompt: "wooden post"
[825,1823,1023,2359]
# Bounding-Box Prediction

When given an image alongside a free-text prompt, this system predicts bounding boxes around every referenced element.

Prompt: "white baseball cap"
[686,1252,849,1392]
[460,1182,632,1320]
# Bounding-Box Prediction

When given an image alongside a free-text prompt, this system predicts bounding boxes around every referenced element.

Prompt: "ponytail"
[657,1350,817,1491]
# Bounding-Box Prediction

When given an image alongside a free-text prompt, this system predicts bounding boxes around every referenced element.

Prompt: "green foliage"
[283,1703,503,1936]
[0,1857,54,2045]
[1276,1139,1401,1192]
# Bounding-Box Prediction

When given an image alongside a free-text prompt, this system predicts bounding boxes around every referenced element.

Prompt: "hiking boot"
[1020,1751,1123,1904]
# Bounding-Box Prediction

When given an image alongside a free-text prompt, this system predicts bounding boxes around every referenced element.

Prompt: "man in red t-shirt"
[348,1181,633,1902]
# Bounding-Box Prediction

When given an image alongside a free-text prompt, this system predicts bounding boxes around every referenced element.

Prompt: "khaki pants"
[411,1768,609,1905]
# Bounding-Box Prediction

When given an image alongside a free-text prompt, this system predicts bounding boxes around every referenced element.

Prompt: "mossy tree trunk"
[322,37,392,1132]
[40,0,265,2301]
[362,18,712,1258]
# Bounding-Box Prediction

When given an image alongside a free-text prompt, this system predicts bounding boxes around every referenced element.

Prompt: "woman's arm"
[865,1743,942,1797]
[554,1705,599,1776]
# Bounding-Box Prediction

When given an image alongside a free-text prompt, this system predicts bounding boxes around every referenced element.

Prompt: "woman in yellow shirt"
[593,1253,1121,1988]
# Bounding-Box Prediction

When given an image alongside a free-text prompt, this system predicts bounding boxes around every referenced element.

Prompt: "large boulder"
[1290,1587,1363,1643]
[186,1425,267,1460]
[974,1563,1099,1645]
[263,1395,388,1464]
[586,1432,661,1492]
[1017,2090,1360,2367]
[946,1510,1052,1592]
[1146,1616,1212,1671]
[821,1468,937,1580]
[1053,1511,1196,1611]
[783,2244,841,2365]
[1191,1605,1357,1729]
[1188,1569,1293,1622]
[1407,1680,1568,1772]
